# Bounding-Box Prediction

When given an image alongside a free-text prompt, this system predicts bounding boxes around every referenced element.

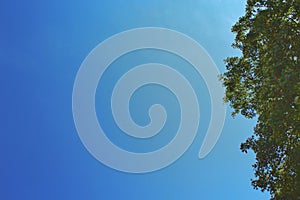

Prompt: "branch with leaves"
[221,0,300,199]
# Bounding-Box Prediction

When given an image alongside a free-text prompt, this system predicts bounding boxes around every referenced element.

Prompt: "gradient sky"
[1,0,271,199]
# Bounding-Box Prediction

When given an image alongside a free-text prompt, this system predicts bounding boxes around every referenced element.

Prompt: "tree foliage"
[222,0,300,199]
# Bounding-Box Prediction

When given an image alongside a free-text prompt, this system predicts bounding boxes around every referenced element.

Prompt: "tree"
[221,0,300,199]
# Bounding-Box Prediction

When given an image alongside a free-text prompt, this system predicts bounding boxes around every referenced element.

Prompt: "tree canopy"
[221,0,300,199]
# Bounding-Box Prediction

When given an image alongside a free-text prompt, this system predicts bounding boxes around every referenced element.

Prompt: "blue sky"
[1,0,271,199]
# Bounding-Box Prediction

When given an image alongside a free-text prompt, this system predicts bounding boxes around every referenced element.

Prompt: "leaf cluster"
[222,0,300,199]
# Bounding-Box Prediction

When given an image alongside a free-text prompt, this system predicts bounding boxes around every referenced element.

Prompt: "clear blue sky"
[1,0,271,199]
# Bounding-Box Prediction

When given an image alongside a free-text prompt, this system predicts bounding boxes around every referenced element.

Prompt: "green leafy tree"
[221,0,300,199]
